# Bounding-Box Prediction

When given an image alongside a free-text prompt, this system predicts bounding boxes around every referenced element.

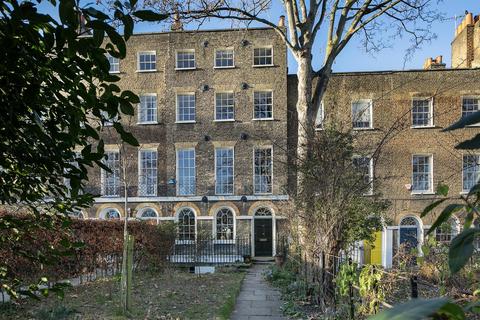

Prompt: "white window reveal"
[352,99,373,129]
[412,155,433,193]
[253,47,273,66]
[107,54,119,73]
[254,147,273,194]
[177,93,196,122]
[412,98,433,127]
[101,152,120,196]
[462,96,480,124]
[352,156,373,195]
[177,148,196,196]
[215,92,234,121]
[253,91,273,120]
[215,148,234,195]
[215,49,234,68]
[216,208,234,240]
[177,208,196,241]
[176,50,196,70]
[463,154,480,193]
[139,150,157,196]
[138,94,157,124]
[138,51,156,71]
[315,102,325,130]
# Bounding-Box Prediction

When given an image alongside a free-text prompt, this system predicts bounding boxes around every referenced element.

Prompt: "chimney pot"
[466,12,474,25]
[278,15,285,27]
[435,55,443,64]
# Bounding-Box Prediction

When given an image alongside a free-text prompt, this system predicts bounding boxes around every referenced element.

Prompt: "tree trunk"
[296,54,315,162]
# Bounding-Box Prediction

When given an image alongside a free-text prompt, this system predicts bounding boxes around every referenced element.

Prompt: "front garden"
[0,267,245,319]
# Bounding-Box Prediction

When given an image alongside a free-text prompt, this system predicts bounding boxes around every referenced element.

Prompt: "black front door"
[254,219,273,257]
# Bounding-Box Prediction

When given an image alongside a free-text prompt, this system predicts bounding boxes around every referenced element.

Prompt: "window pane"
[178,208,196,241]
[463,155,480,192]
[412,98,432,127]
[315,103,324,129]
[216,208,234,240]
[177,94,196,122]
[215,49,234,67]
[215,92,234,120]
[139,95,157,123]
[139,52,156,71]
[177,149,196,195]
[139,150,157,196]
[353,156,373,194]
[254,148,272,194]
[102,152,120,196]
[253,47,273,66]
[176,51,195,69]
[462,97,479,119]
[107,54,119,73]
[352,100,371,128]
[215,148,234,194]
[254,91,273,119]
[412,155,431,192]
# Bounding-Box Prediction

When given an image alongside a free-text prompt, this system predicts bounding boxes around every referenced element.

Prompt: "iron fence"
[170,236,251,265]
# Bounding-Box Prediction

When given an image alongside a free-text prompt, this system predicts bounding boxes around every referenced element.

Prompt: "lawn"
[0,267,246,320]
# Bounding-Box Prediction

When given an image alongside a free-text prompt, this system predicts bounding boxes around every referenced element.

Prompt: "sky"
[38,0,478,73]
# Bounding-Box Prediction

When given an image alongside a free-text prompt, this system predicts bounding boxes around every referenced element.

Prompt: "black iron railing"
[171,236,251,265]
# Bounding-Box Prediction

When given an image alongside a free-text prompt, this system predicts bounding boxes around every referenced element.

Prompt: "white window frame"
[101,151,120,197]
[175,207,197,244]
[107,54,120,73]
[214,48,235,69]
[175,49,196,70]
[214,91,235,122]
[253,90,274,120]
[253,46,274,67]
[352,155,374,196]
[351,99,373,130]
[411,154,434,194]
[462,153,480,193]
[315,101,325,130]
[461,96,480,126]
[411,97,434,128]
[138,149,158,197]
[138,93,158,124]
[215,147,235,195]
[253,146,273,195]
[176,92,196,123]
[176,148,196,196]
[213,207,236,244]
[136,207,159,220]
[99,207,121,220]
[137,51,157,72]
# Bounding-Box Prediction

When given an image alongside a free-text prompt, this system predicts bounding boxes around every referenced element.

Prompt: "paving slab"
[231,263,287,320]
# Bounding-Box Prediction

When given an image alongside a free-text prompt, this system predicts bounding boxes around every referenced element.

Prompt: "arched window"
[435,217,460,243]
[138,208,158,219]
[255,207,272,216]
[400,216,418,226]
[177,208,196,241]
[100,208,121,220]
[399,216,420,251]
[216,208,234,240]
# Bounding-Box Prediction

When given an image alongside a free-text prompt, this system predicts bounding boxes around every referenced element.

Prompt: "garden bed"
[0,267,245,320]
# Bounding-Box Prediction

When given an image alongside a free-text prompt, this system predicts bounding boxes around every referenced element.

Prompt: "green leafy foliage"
[449,228,480,274]
[369,298,450,320]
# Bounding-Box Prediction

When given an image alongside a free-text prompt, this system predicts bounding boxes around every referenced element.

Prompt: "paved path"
[231,263,287,320]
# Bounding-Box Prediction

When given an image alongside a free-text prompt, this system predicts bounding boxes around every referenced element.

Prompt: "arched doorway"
[254,207,273,257]
[399,216,421,251]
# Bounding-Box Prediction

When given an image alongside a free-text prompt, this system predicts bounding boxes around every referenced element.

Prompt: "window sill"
[137,121,158,125]
[411,125,436,129]
[252,64,274,68]
[175,121,196,124]
[100,195,120,198]
[109,71,121,74]
[214,66,235,69]
[175,240,195,245]
[175,67,196,71]
[353,127,374,131]
[136,69,157,73]
[252,118,274,121]
[411,191,435,195]
[214,119,235,122]
[213,240,235,244]
[253,192,273,196]
[137,194,158,197]
[315,128,324,131]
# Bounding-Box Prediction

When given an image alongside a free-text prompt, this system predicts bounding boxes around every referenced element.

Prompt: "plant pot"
[243,255,252,264]
[275,255,284,267]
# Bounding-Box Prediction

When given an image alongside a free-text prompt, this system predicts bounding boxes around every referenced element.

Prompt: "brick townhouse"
[81,13,480,261]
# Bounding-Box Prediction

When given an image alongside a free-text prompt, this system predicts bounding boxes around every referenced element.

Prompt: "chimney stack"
[278,15,285,27]
[171,12,183,31]
[423,55,446,70]
[451,11,479,68]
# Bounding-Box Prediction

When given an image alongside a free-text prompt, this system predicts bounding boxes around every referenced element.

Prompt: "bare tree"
[145,0,440,158]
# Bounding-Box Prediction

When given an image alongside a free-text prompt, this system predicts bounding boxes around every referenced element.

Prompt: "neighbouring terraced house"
[80,13,480,265]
